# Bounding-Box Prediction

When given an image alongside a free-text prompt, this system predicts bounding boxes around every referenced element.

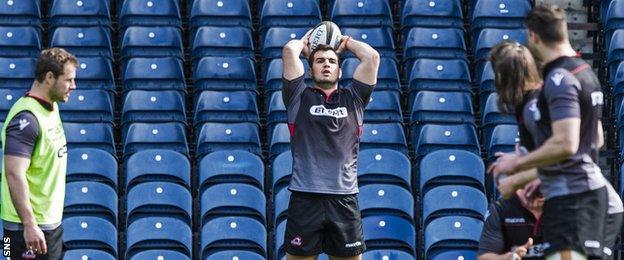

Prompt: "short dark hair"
[308,44,340,68]
[524,4,568,46]
[35,48,78,83]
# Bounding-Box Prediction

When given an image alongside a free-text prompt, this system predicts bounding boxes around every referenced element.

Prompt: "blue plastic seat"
[407,59,471,97]
[261,27,309,59]
[482,93,517,142]
[422,185,487,226]
[50,26,112,60]
[75,57,115,94]
[361,123,408,155]
[123,123,188,157]
[269,123,291,158]
[194,90,259,126]
[478,61,495,106]
[122,57,186,93]
[358,149,411,190]
[201,216,267,258]
[0,0,41,27]
[471,0,530,36]
[419,149,485,193]
[126,217,192,259]
[194,56,257,93]
[264,58,312,96]
[67,148,118,188]
[129,250,190,260]
[363,91,402,123]
[403,27,467,73]
[205,251,264,260]
[63,216,118,257]
[363,249,415,260]
[64,249,116,260]
[613,61,624,114]
[424,216,483,259]
[410,91,474,134]
[486,124,519,162]
[119,0,181,30]
[64,181,117,225]
[191,26,254,66]
[59,89,113,124]
[199,150,265,191]
[0,26,41,57]
[121,26,183,62]
[330,0,393,29]
[474,28,527,66]
[0,89,26,121]
[401,0,463,37]
[273,188,291,226]
[272,151,293,192]
[0,57,35,89]
[201,183,266,224]
[341,27,396,59]
[608,30,624,74]
[49,0,110,29]
[430,250,478,260]
[340,58,401,92]
[267,91,287,129]
[64,123,116,155]
[259,0,321,35]
[359,184,414,220]
[275,220,288,258]
[195,122,261,158]
[363,215,416,255]
[413,124,480,161]
[605,0,624,46]
[126,182,192,225]
[190,0,252,34]
[124,149,191,189]
[121,90,186,126]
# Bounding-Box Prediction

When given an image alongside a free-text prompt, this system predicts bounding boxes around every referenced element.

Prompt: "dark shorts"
[283,191,366,257]
[3,225,64,260]
[542,187,608,259]
[603,212,623,260]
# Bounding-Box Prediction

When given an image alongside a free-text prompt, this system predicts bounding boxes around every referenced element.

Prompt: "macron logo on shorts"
[345,241,362,248]
[309,105,348,118]
[291,236,302,247]
[18,119,30,131]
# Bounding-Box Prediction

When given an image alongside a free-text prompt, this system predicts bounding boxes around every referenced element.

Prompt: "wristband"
[344,36,351,50]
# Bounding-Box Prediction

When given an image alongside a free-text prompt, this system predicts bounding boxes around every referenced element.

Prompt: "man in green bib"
[2,48,76,259]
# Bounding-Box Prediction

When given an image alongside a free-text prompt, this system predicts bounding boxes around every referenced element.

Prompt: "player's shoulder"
[544,67,580,91]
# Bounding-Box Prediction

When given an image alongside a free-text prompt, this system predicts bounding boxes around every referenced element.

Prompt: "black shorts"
[3,225,64,260]
[283,191,366,257]
[603,212,623,260]
[542,187,608,259]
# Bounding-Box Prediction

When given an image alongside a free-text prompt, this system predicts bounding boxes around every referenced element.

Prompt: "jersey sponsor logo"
[584,240,600,248]
[526,243,546,257]
[591,91,604,106]
[528,102,541,121]
[291,236,303,247]
[504,218,526,224]
[551,72,565,86]
[309,105,348,118]
[57,144,67,158]
[345,241,362,248]
[18,119,30,131]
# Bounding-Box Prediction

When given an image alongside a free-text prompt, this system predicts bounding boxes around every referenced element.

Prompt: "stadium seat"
[357,149,411,190]
[59,89,113,124]
[361,123,408,155]
[126,217,192,259]
[121,57,186,93]
[478,61,495,105]
[273,188,291,226]
[364,91,402,123]
[341,58,401,93]
[119,0,181,30]
[63,216,118,257]
[123,122,189,157]
[198,150,265,191]
[471,0,530,33]
[124,149,191,189]
[189,0,252,33]
[261,27,309,59]
[259,0,321,36]
[129,250,190,260]
[412,124,480,161]
[613,61,624,113]
[195,122,261,158]
[474,28,527,70]
[422,185,487,225]
[403,27,467,73]
[201,216,267,258]
[272,151,293,192]
[407,58,472,96]
[75,57,116,94]
[608,30,624,74]
[121,26,183,62]
[400,0,463,37]
[486,124,519,162]
[194,56,257,93]
[424,216,483,259]
[267,91,287,129]
[409,91,475,135]
[341,27,396,59]
[64,249,116,260]
[191,26,254,66]
[274,220,288,258]
[419,149,485,194]
[200,183,266,224]
[126,182,192,225]
[264,58,312,96]
[605,0,624,46]
[49,0,110,29]
[64,181,118,225]
[359,184,414,220]
[363,215,416,255]
[0,26,41,57]
[205,251,264,260]
[0,0,40,28]
[50,26,112,60]
[363,249,415,260]
[429,250,478,260]
[482,93,517,142]
[0,57,35,89]
[194,90,259,126]
[0,89,26,121]
[330,0,393,29]
[64,123,116,155]
[67,148,118,188]
[269,123,291,158]
[121,90,186,127]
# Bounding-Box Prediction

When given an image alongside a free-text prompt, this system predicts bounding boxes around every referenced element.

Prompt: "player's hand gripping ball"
[308,21,342,52]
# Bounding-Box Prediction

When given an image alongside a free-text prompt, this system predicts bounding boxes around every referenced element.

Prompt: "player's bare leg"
[287,253,318,260]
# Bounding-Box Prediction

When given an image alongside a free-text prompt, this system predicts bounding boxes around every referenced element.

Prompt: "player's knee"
[546,250,588,260]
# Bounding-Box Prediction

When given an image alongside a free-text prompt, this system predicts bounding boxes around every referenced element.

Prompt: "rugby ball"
[308,21,342,52]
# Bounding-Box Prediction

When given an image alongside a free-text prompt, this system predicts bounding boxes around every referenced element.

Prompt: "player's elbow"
[282,41,298,56]
[556,136,579,157]
[367,50,380,67]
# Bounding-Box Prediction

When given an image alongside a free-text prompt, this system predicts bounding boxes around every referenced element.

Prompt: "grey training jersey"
[283,76,374,194]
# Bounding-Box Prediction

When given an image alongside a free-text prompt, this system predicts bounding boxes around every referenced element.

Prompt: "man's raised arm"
[337,36,380,85]
[282,31,311,81]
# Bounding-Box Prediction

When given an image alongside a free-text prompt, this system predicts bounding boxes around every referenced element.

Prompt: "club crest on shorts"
[291,236,303,247]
